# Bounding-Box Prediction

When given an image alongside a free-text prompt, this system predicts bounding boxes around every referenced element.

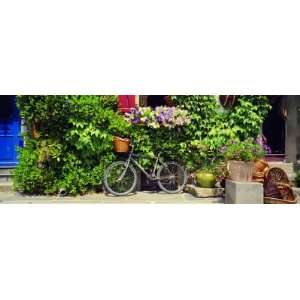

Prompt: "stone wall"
[285,96,300,163]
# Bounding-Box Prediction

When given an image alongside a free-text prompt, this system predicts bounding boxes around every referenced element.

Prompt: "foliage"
[221,138,266,162]
[14,95,123,195]
[256,134,272,154]
[126,106,190,128]
[226,96,271,140]
[295,171,300,188]
[13,142,58,194]
[66,98,130,166]
[174,95,271,170]
[172,95,220,139]
[129,125,187,168]
[14,95,271,194]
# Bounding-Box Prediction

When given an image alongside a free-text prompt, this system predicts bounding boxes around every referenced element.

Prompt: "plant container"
[227,160,254,182]
[195,172,216,188]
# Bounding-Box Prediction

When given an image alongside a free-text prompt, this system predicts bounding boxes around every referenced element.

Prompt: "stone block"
[185,184,224,198]
[293,187,300,203]
[225,180,263,204]
[0,182,13,193]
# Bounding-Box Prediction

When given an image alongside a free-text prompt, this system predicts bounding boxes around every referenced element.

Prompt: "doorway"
[139,95,173,108]
[262,96,286,159]
[0,96,22,167]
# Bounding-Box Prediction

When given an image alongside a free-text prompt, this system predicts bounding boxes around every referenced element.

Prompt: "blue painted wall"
[0,96,22,167]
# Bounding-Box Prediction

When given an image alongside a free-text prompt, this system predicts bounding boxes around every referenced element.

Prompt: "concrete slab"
[0,191,225,204]
[185,184,224,198]
[0,182,13,192]
[225,180,264,204]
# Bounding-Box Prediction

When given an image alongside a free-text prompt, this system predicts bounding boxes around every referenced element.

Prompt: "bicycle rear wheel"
[157,162,187,193]
[104,161,137,196]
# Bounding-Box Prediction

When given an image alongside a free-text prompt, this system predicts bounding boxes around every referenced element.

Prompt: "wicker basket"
[113,136,130,153]
[254,159,269,173]
[264,197,297,204]
[252,171,265,183]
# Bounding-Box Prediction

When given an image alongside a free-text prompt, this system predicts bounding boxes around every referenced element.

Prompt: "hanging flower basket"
[125,106,191,129]
[113,136,130,153]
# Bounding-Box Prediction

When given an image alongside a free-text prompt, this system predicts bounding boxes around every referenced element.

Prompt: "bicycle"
[103,146,188,196]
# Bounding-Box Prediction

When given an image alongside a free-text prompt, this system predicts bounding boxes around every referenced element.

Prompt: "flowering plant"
[221,138,266,162]
[126,106,191,129]
[256,134,272,154]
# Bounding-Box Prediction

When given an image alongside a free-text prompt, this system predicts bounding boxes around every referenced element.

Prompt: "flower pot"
[113,136,130,153]
[227,160,254,182]
[195,172,216,188]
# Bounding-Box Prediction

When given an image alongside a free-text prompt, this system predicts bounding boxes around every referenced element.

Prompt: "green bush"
[222,138,266,162]
[14,95,271,194]
[174,95,271,170]
[13,144,58,194]
[14,95,123,195]
[295,171,300,188]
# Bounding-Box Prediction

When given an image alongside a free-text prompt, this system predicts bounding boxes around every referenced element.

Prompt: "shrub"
[14,95,271,194]
[14,95,122,195]
[174,95,271,170]
[221,138,266,162]
[13,144,58,194]
[226,96,271,140]
[295,171,300,188]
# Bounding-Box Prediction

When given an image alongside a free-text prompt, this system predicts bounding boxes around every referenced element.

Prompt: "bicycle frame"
[118,148,165,182]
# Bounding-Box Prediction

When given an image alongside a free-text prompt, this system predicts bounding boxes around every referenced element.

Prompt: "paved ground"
[0,191,224,204]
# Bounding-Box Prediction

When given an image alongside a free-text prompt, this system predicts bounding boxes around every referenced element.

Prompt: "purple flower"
[256,134,272,154]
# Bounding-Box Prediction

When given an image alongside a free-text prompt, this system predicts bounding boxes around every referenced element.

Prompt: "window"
[219,95,238,108]
[117,95,174,113]
[139,95,173,109]
[0,96,13,121]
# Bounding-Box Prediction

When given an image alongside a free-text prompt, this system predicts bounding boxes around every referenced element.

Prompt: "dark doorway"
[0,96,14,120]
[142,95,173,109]
[262,96,286,156]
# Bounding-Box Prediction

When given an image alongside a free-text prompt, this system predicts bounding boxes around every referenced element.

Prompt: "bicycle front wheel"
[104,161,137,196]
[157,162,187,193]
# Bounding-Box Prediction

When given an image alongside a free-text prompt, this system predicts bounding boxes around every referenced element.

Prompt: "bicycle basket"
[113,136,130,153]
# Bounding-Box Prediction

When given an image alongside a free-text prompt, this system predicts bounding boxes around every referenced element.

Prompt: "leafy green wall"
[13,95,270,195]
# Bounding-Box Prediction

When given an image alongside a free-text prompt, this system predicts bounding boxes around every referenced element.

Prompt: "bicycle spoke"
[157,162,187,193]
[104,161,137,196]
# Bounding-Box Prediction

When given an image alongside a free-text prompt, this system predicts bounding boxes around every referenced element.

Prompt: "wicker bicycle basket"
[113,136,130,153]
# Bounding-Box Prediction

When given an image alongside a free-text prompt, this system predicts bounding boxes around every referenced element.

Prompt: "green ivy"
[14,95,128,195]
[295,171,300,188]
[13,95,271,194]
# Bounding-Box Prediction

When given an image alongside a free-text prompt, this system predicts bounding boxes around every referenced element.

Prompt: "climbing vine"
[13,95,271,194]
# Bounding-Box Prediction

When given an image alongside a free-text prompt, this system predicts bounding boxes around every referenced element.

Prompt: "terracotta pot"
[227,160,254,182]
[195,172,216,188]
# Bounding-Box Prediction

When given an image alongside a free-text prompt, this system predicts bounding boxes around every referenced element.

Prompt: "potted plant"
[195,165,217,188]
[222,139,266,182]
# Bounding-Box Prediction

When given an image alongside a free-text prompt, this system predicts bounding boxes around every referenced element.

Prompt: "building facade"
[1,96,300,168]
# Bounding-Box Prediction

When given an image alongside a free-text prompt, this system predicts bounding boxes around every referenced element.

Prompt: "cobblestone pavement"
[0,191,224,204]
